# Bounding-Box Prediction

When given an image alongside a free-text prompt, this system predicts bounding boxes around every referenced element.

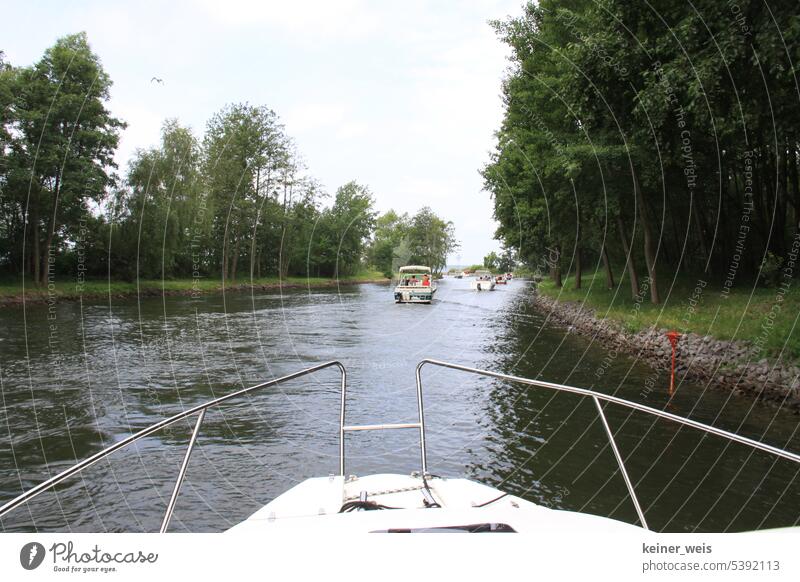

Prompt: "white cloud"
[284,102,347,133]
[196,0,380,41]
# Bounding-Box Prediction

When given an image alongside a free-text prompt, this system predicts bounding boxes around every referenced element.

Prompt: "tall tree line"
[368,207,459,277]
[483,0,800,303]
[0,34,459,283]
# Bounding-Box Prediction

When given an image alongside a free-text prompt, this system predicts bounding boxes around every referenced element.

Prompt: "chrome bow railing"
[415,359,800,531]
[4,358,799,533]
[0,361,347,532]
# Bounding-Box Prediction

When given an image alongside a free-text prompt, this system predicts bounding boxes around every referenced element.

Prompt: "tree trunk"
[633,170,660,304]
[777,140,789,253]
[600,243,615,289]
[221,247,228,285]
[668,192,683,270]
[278,225,290,278]
[573,216,582,289]
[41,232,54,286]
[616,213,639,298]
[760,152,778,253]
[732,163,748,270]
[718,161,729,275]
[229,238,240,282]
[552,265,562,288]
[41,173,61,285]
[551,244,562,288]
[691,195,709,269]
[31,199,41,286]
[790,141,800,228]
[249,244,256,281]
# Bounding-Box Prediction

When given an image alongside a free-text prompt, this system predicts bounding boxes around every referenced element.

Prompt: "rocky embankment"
[532,293,800,411]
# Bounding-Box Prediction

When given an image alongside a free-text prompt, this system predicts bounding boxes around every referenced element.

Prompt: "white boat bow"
[229,473,638,534]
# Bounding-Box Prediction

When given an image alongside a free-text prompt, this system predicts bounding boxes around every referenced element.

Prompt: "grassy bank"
[537,270,800,361]
[0,270,389,305]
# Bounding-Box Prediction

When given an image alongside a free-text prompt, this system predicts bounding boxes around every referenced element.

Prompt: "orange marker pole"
[666,331,681,396]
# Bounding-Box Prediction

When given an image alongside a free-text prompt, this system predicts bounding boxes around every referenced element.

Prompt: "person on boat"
[409,275,418,286]
[422,274,430,287]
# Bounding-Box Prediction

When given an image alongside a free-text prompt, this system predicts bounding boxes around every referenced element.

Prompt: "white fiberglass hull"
[227,473,639,535]
[394,286,436,303]
[471,280,496,291]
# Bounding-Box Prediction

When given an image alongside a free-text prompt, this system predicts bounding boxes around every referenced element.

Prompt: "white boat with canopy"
[470,269,496,291]
[394,265,436,303]
[2,359,798,536]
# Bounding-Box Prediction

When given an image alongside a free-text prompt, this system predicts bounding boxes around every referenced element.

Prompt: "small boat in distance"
[495,274,508,285]
[394,265,437,303]
[470,270,496,291]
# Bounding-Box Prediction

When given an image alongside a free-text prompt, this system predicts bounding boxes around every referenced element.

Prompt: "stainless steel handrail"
[0,360,347,531]
[338,367,428,476]
[6,357,797,532]
[415,358,800,530]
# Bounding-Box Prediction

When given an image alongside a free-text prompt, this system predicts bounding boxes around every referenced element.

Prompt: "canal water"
[0,279,798,532]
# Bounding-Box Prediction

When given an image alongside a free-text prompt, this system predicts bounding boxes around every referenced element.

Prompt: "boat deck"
[228,473,640,534]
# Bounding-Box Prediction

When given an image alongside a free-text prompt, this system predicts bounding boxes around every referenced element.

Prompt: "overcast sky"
[1,0,521,265]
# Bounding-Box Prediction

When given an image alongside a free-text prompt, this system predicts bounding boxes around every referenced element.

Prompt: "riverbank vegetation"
[0,270,387,304]
[483,1,800,310]
[0,34,458,296]
[538,269,800,361]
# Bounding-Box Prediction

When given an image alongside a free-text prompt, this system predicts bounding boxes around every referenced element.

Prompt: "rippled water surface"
[1,279,798,532]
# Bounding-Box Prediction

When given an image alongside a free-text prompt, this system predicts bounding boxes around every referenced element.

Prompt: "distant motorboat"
[470,270,496,291]
[394,265,437,304]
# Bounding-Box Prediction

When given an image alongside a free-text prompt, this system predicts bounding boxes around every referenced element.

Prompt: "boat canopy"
[398,265,432,273]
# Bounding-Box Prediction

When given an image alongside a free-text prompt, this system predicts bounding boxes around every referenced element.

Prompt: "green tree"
[483,251,499,271]
[202,103,287,281]
[484,0,800,300]
[369,209,411,277]
[10,33,124,285]
[497,248,516,273]
[407,206,459,275]
[0,52,21,272]
[115,120,203,279]
[317,181,376,277]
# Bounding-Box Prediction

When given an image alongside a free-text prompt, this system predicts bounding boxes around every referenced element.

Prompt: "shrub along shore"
[534,272,800,411]
[0,271,389,307]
